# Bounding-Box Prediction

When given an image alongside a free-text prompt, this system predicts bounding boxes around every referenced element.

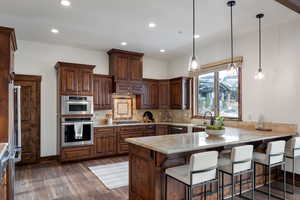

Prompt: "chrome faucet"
[203,111,215,126]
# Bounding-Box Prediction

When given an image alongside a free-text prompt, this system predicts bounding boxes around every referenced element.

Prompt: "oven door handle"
[61,122,94,126]
[66,101,89,105]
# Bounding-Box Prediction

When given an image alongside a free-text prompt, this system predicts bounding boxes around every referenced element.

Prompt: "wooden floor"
[15,156,300,200]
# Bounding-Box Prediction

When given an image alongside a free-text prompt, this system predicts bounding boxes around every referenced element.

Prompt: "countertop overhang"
[125,127,297,155]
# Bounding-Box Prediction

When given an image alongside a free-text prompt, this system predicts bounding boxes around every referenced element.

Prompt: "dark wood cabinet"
[0,27,17,143]
[192,127,206,132]
[117,126,144,154]
[61,145,93,162]
[144,125,156,136]
[93,74,113,110]
[108,49,144,93]
[156,125,169,135]
[170,77,191,110]
[158,80,170,109]
[55,62,95,96]
[136,79,158,109]
[94,128,117,157]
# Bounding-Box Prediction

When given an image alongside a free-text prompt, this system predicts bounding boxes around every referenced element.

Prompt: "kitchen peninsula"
[126,127,297,200]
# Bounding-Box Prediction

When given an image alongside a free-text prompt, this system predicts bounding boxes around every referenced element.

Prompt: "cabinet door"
[78,68,93,96]
[159,80,170,109]
[94,128,116,156]
[60,67,78,95]
[156,125,169,135]
[117,126,144,154]
[129,56,142,82]
[93,75,112,110]
[149,81,158,109]
[114,55,129,81]
[170,79,182,109]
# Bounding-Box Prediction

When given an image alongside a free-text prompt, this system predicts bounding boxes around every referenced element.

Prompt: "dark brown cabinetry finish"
[117,126,144,154]
[136,79,158,109]
[94,127,117,157]
[0,27,17,143]
[0,170,7,200]
[107,49,144,94]
[144,125,156,136]
[55,62,95,96]
[192,127,206,132]
[14,75,41,164]
[158,80,170,109]
[61,146,93,162]
[93,74,113,110]
[156,125,169,135]
[170,77,191,110]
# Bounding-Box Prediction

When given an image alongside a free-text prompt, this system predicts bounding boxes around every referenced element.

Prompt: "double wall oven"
[60,96,94,147]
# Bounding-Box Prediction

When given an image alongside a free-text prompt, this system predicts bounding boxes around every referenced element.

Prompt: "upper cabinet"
[170,77,191,110]
[158,80,170,109]
[55,62,95,96]
[107,49,144,94]
[136,79,158,109]
[93,74,113,110]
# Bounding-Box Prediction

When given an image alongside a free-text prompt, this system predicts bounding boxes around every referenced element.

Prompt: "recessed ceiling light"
[160,49,166,53]
[60,0,71,7]
[121,42,127,46]
[51,28,59,34]
[194,34,200,39]
[148,22,157,28]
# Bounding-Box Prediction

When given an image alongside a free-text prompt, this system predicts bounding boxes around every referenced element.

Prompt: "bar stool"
[285,137,300,194]
[218,145,254,200]
[253,140,286,200]
[165,151,219,200]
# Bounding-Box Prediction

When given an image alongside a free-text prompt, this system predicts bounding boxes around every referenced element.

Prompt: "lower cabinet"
[192,127,206,132]
[94,127,117,157]
[61,145,94,162]
[117,126,144,154]
[156,125,169,135]
[168,126,188,134]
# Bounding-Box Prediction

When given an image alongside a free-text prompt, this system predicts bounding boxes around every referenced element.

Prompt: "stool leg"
[284,163,287,200]
[268,166,271,200]
[292,158,295,194]
[254,162,256,191]
[239,174,242,197]
[232,175,235,200]
[252,170,255,200]
[165,175,168,200]
[189,186,192,200]
[204,184,207,200]
[217,174,220,200]
[222,172,224,200]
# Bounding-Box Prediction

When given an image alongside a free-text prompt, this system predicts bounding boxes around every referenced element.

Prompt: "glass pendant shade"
[254,68,265,80]
[227,62,238,74]
[188,55,200,72]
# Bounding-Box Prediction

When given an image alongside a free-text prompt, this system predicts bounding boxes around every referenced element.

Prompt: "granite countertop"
[93,122,206,128]
[125,127,296,155]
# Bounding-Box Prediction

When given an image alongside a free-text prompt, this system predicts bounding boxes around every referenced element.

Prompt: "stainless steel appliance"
[2,85,22,200]
[61,117,94,147]
[61,96,93,115]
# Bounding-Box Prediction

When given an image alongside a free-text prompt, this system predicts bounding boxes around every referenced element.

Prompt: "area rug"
[89,161,128,189]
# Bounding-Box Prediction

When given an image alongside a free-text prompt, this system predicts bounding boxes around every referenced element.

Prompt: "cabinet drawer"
[61,146,93,162]
[144,125,156,136]
[168,126,188,134]
[94,127,115,135]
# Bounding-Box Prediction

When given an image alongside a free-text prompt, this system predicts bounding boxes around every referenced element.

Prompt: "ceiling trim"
[274,0,300,14]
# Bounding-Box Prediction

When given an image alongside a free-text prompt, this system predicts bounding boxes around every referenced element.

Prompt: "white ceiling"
[0,0,299,60]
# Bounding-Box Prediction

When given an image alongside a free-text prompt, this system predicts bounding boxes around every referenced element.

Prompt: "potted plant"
[206,117,225,137]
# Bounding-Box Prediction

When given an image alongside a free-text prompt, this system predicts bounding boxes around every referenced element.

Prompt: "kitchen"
[0,0,300,200]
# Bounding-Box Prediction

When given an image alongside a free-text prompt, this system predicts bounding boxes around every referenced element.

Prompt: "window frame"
[192,66,242,121]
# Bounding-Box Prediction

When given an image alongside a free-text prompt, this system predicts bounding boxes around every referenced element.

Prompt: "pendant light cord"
[259,17,262,70]
[230,4,233,65]
[193,0,195,58]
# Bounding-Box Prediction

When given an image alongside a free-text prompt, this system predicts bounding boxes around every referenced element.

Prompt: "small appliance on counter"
[143,111,155,123]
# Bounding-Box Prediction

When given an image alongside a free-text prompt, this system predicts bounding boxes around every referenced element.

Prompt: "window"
[194,67,241,120]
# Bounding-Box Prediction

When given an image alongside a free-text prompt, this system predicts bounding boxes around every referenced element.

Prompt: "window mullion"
[214,71,219,117]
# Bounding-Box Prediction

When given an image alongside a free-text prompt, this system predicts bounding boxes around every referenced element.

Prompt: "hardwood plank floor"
[15,156,300,200]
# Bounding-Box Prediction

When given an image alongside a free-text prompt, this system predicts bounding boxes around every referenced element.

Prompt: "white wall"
[14,40,168,157]
[168,19,300,131]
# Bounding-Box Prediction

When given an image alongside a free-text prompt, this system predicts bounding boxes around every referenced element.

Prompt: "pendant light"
[254,13,265,80]
[227,1,237,73]
[188,0,200,72]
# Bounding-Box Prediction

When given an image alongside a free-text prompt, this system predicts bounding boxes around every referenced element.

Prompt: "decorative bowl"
[206,129,225,137]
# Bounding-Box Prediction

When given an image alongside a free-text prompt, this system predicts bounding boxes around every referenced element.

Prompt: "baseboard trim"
[39,155,59,163]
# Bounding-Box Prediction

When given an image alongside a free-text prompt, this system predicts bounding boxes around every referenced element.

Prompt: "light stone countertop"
[93,122,205,128]
[0,143,8,160]
[125,127,296,155]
